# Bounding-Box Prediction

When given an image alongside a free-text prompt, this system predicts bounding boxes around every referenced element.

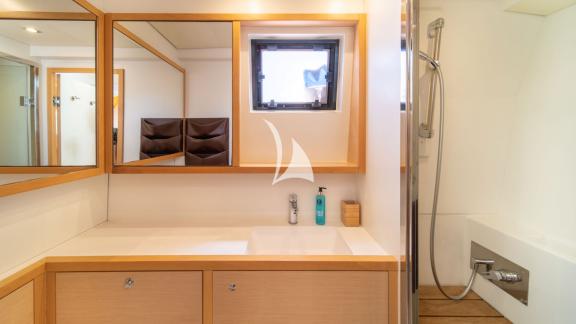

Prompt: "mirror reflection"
[113,21,232,167]
[0,16,96,185]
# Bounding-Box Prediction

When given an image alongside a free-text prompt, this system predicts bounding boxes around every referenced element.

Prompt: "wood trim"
[96,8,106,174]
[0,11,105,197]
[231,21,241,167]
[33,273,46,324]
[46,70,58,166]
[0,12,95,20]
[0,166,90,174]
[113,69,125,164]
[122,152,184,166]
[0,167,101,197]
[356,16,367,173]
[44,255,397,272]
[388,271,399,324]
[45,272,56,324]
[108,15,366,175]
[202,270,213,324]
[107,13,365,22]
[112,164,359,174]
[104,14,114,173]
[113,22,185,73]
[0,261,45,300]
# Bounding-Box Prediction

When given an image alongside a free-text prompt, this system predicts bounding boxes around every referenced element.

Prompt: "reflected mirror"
[0,0,97,185]
[112,21,232,167]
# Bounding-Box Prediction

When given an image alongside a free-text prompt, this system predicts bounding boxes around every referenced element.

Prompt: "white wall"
[108,174,357,226]
[0,175,107,276]
[184,56,231,119]
[358,0,401,256]
[0,35,38,64]
[114,60,184,163]
[418,0,543,285]
[239,26,355,164]
[500,4,576,249]
[417,1,576,322]
[469,6,576,323]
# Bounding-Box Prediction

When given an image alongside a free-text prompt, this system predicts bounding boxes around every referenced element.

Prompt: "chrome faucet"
[288,193,298,225]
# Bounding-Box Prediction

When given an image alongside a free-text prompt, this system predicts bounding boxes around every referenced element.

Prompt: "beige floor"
[419,286,512,324]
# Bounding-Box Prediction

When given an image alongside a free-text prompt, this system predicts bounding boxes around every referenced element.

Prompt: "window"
[251,39,340,111]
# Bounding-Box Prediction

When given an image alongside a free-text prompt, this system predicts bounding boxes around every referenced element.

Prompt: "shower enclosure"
[403,0,576,322]
[0,56,39,166]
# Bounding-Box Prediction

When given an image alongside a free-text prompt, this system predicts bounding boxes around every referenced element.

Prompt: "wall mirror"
[112,21,232,168]
[0,0,103,196]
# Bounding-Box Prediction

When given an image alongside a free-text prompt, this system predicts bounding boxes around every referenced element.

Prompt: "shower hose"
[419,51,481,300]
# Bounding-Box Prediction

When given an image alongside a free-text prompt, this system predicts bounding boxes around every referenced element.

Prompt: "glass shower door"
[0,57,37,166]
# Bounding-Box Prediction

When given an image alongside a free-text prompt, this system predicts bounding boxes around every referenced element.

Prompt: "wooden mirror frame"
[105,14,366,175]
[0,0,105,197]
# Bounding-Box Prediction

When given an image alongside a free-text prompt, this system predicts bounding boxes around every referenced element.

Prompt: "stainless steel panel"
[470,241,530,305]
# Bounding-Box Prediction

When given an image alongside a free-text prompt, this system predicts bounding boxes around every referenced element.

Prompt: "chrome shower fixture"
[419,18,445,139]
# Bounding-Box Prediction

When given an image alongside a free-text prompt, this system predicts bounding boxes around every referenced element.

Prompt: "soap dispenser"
[315,187,327,225]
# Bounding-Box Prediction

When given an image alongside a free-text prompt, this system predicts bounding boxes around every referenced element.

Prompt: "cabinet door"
[0,281,34,324]
[56,271,202,324]
[213,271,388,324]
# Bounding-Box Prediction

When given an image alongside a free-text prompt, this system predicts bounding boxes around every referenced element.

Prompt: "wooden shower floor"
[419,286,512,324]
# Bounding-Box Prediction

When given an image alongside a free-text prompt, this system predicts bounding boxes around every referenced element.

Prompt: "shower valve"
[483,270,522,283]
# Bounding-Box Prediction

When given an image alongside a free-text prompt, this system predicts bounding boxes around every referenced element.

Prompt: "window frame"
[251,39,340,111]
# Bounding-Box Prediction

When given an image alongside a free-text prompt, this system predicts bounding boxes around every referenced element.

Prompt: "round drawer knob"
[124,277,135,289]
[228,283,237,292]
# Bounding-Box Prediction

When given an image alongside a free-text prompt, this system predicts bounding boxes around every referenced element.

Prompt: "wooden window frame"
[0,0,105,197]
[251,39,340,111]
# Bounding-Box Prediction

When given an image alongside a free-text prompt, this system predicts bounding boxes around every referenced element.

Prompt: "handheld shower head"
[420,17,445,139]
[427,18,445,38]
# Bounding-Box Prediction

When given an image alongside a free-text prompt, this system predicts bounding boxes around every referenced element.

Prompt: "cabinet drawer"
[0,281,34,324]
[56,271,202,324]
[213,271,388,324]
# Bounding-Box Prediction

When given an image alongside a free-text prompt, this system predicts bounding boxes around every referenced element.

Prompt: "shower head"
[420,17,446,139]
[427,18,445,38]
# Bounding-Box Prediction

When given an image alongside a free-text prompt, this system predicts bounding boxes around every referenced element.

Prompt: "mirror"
[0,0,98,186]
[112,21,232,167]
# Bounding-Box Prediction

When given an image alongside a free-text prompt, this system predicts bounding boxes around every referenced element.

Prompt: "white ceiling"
[0,20,95,46]
[150,22,232,49]
[505,0,576,15]
[0,0,88,12]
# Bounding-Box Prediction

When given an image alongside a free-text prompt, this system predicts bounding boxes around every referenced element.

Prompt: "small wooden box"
[341,200,361,227]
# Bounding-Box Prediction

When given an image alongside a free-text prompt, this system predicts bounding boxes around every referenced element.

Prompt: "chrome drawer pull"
[124,277,135,289]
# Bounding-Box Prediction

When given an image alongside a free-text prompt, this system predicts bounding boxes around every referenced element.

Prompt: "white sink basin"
[246,227,352,255]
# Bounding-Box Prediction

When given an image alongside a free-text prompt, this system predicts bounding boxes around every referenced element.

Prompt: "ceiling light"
[24,27,41,34]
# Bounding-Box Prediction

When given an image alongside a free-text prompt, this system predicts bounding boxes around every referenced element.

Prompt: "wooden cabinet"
[213,271,389,324]
[55,271,202,324]
[0,281,34,324]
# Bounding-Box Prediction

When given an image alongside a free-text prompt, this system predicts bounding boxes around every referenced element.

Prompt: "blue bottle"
[315,187,327,225]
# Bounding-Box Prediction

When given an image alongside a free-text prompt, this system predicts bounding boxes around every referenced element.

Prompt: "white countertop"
[1,223,388,281]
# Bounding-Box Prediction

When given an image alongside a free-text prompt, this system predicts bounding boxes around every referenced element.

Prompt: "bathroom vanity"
[0,1,397,324]
[0,225,398,324]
